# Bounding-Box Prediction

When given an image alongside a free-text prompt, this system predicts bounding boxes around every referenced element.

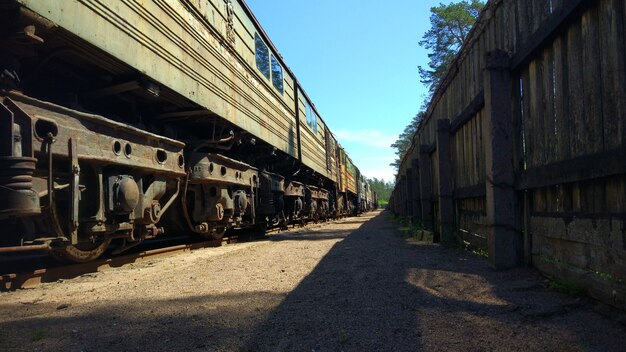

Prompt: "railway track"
[0,239,218,291]
[0,219,336,291]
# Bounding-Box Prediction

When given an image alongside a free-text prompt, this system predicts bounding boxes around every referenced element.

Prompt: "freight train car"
[0,0,371,262]
[360,177,374,212]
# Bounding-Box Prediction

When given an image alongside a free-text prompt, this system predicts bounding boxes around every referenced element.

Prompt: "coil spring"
[0,157,36,191]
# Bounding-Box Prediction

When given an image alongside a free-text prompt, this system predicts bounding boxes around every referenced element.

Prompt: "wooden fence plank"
[543,46,556,164]
[572,182,581,213]
[600,0,626,150]
[529,0,549,33]
[581,5,604,156]
[517,0,531,43]
[605,176,625,214]
[475,111,481,184]
[512,0,593,72]
[529,58,544,168]
[460,125,469,187]
[552,0,563,14]
[519,70,530,171]
[559,183,572,213]
[566,19,585,158]
[468,120,475,186]
[618,0,626,146]
[457,129,467,187]
[473,41,480,97]
[553,34,571,161]
[486,14,494,52]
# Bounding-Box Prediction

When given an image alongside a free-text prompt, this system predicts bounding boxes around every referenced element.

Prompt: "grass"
[394,217,434,242]
[548,277,584,297]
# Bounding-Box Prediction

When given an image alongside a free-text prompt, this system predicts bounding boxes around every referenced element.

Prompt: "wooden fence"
[390,0,626,309]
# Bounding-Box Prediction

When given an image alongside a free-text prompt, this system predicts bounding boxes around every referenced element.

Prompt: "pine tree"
[418,0,485,95]
[390,1,484,172]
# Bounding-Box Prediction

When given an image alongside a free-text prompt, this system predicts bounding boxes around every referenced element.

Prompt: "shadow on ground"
[0,211,624,352]
[244,211,625,351]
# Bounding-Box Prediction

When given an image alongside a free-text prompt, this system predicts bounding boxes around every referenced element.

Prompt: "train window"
[305,100,317,134]
[255,33,270,79]
[305,101,312,129]
[270,55,283,93]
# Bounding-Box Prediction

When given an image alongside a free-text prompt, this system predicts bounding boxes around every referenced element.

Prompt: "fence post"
[436,119,455,245]
[419,145,433,231]
[400,174,407,217]
[405,167,414,220]
[398,188,402,215]
[484,49,519,269]
[411,158,422,221]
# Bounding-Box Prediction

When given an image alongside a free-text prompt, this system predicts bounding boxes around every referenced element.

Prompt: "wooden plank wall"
[391,0,626,309]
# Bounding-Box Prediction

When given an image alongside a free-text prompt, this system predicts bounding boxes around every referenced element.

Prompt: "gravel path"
[0,210,624,351]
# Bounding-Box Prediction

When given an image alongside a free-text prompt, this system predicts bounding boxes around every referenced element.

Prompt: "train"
[0,0,377,262]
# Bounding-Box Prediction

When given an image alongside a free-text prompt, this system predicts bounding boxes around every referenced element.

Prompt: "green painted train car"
[0,0,371,261]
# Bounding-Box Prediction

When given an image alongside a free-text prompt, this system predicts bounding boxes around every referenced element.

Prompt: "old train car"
[0,0,372,262]
[337,148,360,214]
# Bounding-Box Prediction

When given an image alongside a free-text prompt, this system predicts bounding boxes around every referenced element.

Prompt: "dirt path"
[1,211,624,351]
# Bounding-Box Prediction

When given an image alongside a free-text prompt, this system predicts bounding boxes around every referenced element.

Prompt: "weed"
[548,277,584,296]
[594,271,616,282]
[539,254,560,265]
[338,329,349,344]
[471,248,489,258]
[455,240,488,259]
[393,216,433,242]
[30,330,45,342]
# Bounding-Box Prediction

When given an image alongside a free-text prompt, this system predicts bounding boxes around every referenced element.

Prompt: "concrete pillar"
[418,145,433,230]
[484,49,519,269]
[436,119,455,245]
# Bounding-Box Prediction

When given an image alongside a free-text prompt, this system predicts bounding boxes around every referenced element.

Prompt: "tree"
[367,177,395,207]
[390,1,484,172]
[418,0,484,95]
[389,112,425,170]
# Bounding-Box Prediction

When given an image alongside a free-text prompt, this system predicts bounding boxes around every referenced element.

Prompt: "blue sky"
[245,0,441,182]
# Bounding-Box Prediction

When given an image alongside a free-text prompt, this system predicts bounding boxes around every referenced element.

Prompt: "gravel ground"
[0,210,624,352]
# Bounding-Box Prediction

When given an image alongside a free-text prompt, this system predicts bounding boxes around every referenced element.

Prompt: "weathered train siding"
[327,135,340,184]
[18,0,299,157]
[297,88,330,178]
[342,152,358,195]
[391,0,626,310]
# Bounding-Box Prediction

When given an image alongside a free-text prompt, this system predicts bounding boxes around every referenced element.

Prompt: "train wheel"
[206,226,227,241]
[50,238,112,263]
